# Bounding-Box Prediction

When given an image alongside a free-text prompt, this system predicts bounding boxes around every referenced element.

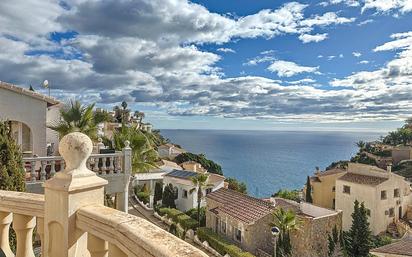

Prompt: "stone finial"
[98,137,103,143]
[58,132,94,175]
[124,140,130,148]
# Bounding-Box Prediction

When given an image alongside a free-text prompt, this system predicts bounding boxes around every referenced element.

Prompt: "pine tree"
[305,176,313,203]
[345,200,372,257]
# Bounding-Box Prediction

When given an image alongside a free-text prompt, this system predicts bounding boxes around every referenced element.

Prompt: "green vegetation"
[325,161,348,171]
[350,152,377,166]
[344,200,372,257]
[382,127,412,146]
[272,189,300,202]
[48,100,110,139]
[371,235,392,249]
[113,125,158,173]
[327,226,345,257]
[190,173,212,227]
[162,183,177,208]
[158,207,198,230]
[305,176,313,203]
[393,161,412,180]
[175,152,223,175]
[154,182,163,204]
[271,208,300,257]
[186,207,206,227]
[0,121,25,191]
[134,184,150,204]
[226,177,247,194]
[197,228,255,257]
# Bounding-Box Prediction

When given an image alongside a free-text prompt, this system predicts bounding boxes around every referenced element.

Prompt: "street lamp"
[271,226,280,257]
[43,80,50,97]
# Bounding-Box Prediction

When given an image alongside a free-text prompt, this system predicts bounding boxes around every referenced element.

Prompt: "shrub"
[136,191,150,204]
[196,228,255,257]
[186,207,206,227]
[177,214,198,230]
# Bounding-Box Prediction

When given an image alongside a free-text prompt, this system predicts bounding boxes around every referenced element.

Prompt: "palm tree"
[356,141,365,151]
[190,173,212,226]
[113,125,158,173]
[48,100,99,139]
[271,208,300,257]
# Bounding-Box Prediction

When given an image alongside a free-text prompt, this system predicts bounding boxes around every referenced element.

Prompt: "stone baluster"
[108,157,114,175]
[116,141,132,213]
[88,233,109,257]
[108,243,127,257]
[101,157,107,174]
[50,160,56,178]
[37,217,45,257]
[115,156,121,173]
[13,214,36,257]
[86,158,92,170]
[40,160,47,181]
[60,160,65,171]
[93,157,100,173]
[0,212,13,257]
[43,132,108,257]
[30,160,36,182]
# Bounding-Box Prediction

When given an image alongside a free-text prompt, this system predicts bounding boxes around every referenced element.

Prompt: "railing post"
[13,214,36,257]
[0,212,13,257]
[43,132,108,257]
[116,141,132,213]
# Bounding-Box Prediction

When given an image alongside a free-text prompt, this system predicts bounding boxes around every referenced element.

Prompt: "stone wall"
[290,211,343,257]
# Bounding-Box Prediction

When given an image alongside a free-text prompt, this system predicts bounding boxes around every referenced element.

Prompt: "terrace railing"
[0,132,207,257]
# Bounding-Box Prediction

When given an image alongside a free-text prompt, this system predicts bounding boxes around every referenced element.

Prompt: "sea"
[160,129,384,198]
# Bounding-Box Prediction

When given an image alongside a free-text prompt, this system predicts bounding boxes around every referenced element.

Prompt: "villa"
[0,81,61,156]
[205,188,342,257]
[335,163,412,235]
[158,143,186,159]
[163,169,225,212]
[392,146,412,165]
[307,167,347,209]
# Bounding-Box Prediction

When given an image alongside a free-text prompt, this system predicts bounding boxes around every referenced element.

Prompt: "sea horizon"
[161,129,384,198]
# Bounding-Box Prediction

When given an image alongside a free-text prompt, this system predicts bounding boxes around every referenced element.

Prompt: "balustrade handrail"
[77,204,208,257]
[0,190,44,218]
[23,151,123,162]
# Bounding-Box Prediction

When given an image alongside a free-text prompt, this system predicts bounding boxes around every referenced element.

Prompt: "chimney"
[387,164,392,173]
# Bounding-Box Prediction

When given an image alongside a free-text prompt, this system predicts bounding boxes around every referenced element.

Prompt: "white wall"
[0,88,48,156]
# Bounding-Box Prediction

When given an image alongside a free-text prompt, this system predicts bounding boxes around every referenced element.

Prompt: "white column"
[43,132,108,257]
[116,141,132,213]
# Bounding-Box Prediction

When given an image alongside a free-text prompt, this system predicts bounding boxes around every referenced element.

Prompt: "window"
[182,189,188,199]
[343,185,351,194]
[206,188,212,195]
[332,199,335,209]
[235,228,242,242]
[221,221,226,234]
[332,186,336,192]
[394,188,400,198]
[381,190,387,200]
[389,208,395,217]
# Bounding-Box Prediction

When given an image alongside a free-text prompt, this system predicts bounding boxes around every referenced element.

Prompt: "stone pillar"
[43,132,108,257]
[116,141,132,213]
[149,180,154,208]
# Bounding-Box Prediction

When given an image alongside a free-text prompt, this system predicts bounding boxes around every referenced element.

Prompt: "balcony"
[0,132,208,257]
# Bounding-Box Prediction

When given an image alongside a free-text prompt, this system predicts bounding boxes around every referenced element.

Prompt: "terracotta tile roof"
[338,173,388,186]
[370,236,412,256]
[206,188,275,224]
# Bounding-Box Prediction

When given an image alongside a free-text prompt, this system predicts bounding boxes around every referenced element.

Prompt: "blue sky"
[0,0,411,132]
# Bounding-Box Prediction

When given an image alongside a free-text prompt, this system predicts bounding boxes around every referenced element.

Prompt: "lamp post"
[43,80,50,97]
[271,226,280,257]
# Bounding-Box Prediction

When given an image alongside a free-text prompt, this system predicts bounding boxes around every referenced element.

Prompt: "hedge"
[197,228,255,257]
[158,207,198,230]
[136,191,150,204]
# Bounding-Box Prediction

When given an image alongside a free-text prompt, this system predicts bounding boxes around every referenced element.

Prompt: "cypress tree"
[162,183,176,208]
[345,200,372,257]
[305,176,313,203]
[154,182,163,204]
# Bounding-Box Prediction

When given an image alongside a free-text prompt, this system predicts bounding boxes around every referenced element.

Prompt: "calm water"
[160,129,383,198]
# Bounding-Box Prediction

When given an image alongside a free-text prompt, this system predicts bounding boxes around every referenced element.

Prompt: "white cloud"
[362,0,412,13]
[330,0,361,7]
[299,12,355,27]
[217,48,236,53]
[287,78,316,84]
[359,60,370,64]
[352,52,362,57]
[357,19,374,26]
[267,60,319,77]
[298,33,328,43]
[243,55,276,66]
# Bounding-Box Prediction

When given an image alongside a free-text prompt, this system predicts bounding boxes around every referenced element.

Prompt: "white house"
[158,144,186,159]
[336,163,412,235]
[163,169,225,212]
[0,81,60,156]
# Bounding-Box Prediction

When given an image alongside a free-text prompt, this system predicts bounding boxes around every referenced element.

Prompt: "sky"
[0,0,411,132]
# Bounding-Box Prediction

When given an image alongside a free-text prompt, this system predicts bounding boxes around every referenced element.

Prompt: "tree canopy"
[175,152,222,175]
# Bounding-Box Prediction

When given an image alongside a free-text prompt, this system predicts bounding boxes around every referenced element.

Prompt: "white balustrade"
[0,133,206,257]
